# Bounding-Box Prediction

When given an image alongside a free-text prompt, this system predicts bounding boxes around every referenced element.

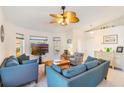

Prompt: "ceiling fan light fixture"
[57,18,63,24]
[65,18,70,24]
[50,6,79,26]
[61,22,66,25]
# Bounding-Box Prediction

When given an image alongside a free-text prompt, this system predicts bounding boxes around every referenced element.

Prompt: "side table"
[38,64,45,81]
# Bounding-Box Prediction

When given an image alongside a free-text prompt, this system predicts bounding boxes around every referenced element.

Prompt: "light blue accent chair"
[0,58,38,87]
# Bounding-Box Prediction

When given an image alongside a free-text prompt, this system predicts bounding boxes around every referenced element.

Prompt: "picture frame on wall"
[116,46,123,53]
[67,39,72,44]
[53,37,61,41]
[103,34,118,44]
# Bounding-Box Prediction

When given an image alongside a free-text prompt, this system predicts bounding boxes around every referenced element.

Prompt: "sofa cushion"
[5,59,19,67]
[51,64,62,73]
[85,60,99,70]
[85,56,97,63]
[62,64,86,78]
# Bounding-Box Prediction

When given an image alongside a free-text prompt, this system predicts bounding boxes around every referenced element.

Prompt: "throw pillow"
[51,64,62,73]
[62,64,86,78]
[0,56,19,68]
[85,60,99,70]
[5,59,19,67]
[85,56,97,63]
[9,56,18,61]
[17,53,29,64]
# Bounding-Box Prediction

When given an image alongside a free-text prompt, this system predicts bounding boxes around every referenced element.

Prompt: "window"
[16,33,25,57]
[53,37,61,55]
[30,36,48,44]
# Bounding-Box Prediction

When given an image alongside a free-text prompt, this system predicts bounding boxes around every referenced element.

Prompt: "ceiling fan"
[49,6,79,26]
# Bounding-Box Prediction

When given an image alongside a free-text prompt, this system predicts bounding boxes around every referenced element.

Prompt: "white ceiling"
[2,6,124,32]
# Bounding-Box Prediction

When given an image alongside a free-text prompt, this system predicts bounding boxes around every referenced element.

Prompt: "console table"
[94,51,124,70]
[42,59,70,70]
[94,51,115,69]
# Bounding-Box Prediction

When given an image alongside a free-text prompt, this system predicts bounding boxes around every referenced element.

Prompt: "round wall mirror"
[1,25,5,43]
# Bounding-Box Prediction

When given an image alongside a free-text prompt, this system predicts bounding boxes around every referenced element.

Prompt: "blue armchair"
[0,56,38,87]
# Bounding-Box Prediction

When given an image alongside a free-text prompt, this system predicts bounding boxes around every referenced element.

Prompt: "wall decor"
[116,46,123,53]
[0,25,5,43]
[53,37,61,54]
[103,35,118,44]
[104,47,112,53]
[67,39,72,44]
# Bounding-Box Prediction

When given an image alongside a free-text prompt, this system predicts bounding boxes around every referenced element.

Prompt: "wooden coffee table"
[42,59,70,70]
[55,60,70,69]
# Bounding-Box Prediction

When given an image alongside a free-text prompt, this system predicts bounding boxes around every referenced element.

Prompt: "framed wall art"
[67,39,72,44]
[103,35,118,44]
[116,46,123,53]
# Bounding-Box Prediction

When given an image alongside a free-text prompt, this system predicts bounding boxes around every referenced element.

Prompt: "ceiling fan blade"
[67,17,79,23]
[49,14,63,18]
[50,17,63,24]
[50,21,56,24]
[64,11,76,18]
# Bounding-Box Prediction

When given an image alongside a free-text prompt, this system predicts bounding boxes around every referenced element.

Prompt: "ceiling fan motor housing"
[61,6,65,10]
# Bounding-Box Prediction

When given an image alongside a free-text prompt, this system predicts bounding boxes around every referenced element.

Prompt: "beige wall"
[72,28,87,53]
[0,7,5,65]
[74,26,124,56]
[85,26,124,56]
[2,21,71,60]
[0,5,74,64]
[0,8,16,65]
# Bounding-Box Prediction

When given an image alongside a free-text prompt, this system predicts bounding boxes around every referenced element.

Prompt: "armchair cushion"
[62,64,86,78]
[51,64,62,73]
